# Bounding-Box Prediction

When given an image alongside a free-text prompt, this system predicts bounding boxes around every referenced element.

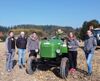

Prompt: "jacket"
[27,35,39,52]
[84,35,97,53]
[67,38,79,51]
[16,36,27,49]
[5,36,16,53]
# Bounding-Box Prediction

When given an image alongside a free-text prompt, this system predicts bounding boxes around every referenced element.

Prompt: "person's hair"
[32,31,36,34]
[98,24,100,27]
[67,32,76,40]
[88,25,94,30]
[68,32,75,37]
[89,25,93,27]
[8,31,13,35]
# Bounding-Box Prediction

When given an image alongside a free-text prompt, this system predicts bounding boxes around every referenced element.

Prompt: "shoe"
[71,68,76,73]
[87,73,92,76]
[69,68,76,73]
[19,65,22,69]
[7,69,11,72]
[69,68,74,73]
[23,65,25,68]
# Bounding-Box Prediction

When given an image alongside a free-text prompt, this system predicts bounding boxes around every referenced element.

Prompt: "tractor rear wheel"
[26,56,37,75]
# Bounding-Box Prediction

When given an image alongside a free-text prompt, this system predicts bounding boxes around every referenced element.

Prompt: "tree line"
[0,25,74,41]
[0,19,100,41]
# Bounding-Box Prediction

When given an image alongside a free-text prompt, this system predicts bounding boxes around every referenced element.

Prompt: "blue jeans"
[6,49,15,71]
[85,50,94,74]
[18,49,26,66]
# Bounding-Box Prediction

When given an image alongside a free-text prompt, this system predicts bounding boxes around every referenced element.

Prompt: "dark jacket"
[5,36,16,53]
[16,36,27,49]
[84,35,97,53]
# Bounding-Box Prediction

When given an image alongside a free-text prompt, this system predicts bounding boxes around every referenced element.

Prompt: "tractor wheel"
[26,56,37,75]
[60,57,69,79]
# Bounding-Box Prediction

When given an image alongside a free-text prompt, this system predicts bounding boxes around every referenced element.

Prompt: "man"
[5,31,16,72]
[84,30,97,76]
[16,32,27,69]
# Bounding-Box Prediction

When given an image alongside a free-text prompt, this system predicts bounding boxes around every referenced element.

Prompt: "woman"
[5,31,16,72]
[27,32,39,58]
[84,30,97,76]
[67,32,79,73]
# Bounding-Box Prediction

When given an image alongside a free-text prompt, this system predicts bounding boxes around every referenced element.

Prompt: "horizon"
[0,24,74,28]
[0,0,100,28]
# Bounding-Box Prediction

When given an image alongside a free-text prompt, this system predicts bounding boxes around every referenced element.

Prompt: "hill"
[0,24,75,41]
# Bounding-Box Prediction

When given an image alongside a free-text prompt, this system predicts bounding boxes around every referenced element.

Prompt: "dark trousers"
[29,50,37,57]
[69,51,77,69]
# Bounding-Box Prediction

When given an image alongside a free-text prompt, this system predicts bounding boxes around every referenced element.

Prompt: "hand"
[68,46,73,48]
[35,49,39,53]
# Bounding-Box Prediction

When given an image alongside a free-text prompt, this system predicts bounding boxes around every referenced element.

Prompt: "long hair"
[67,32,76,41]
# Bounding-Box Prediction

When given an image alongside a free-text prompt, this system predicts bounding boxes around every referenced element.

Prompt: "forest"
[0,19,100,41]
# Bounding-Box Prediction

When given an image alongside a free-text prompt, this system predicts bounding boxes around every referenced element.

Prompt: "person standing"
[5,31,16,72]
[67,32,79,73]
[16,32,27,69]
[27,32,39,58]
[84,30,97,76]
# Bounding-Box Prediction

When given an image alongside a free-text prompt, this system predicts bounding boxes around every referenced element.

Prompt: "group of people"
[5,28,97,76]
[5,31,39,71]
[67,30,97,76]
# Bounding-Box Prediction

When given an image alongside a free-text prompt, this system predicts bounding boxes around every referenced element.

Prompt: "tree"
[80,21,88,40]
[87,19,99,29]
[80,19,100,40]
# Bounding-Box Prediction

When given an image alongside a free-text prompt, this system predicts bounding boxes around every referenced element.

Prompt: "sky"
[0,0,100,28]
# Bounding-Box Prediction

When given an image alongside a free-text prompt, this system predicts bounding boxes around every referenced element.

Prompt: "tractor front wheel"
[60,57,69,79]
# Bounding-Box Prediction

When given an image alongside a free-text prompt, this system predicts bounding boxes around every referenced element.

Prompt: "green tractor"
[26,29,69,79]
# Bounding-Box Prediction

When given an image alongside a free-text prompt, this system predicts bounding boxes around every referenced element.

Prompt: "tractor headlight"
[56,49,60,53]
[62,44,67,47]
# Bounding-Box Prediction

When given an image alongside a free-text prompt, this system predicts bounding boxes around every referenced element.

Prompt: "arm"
[67,41,72,48]
[27,37,31,52]
[75,39,79,47]
[36,39,39,49]
[72,39,79,48]
[5,37,11,53]
[5,37,9,52]
[93,37,97,49]
[89,37,97,54]
[35,39,39,53]
[16,38,19,48]
[25,38,27,48]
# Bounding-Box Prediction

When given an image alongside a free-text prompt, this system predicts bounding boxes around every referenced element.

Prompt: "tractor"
[26,29,69,79]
